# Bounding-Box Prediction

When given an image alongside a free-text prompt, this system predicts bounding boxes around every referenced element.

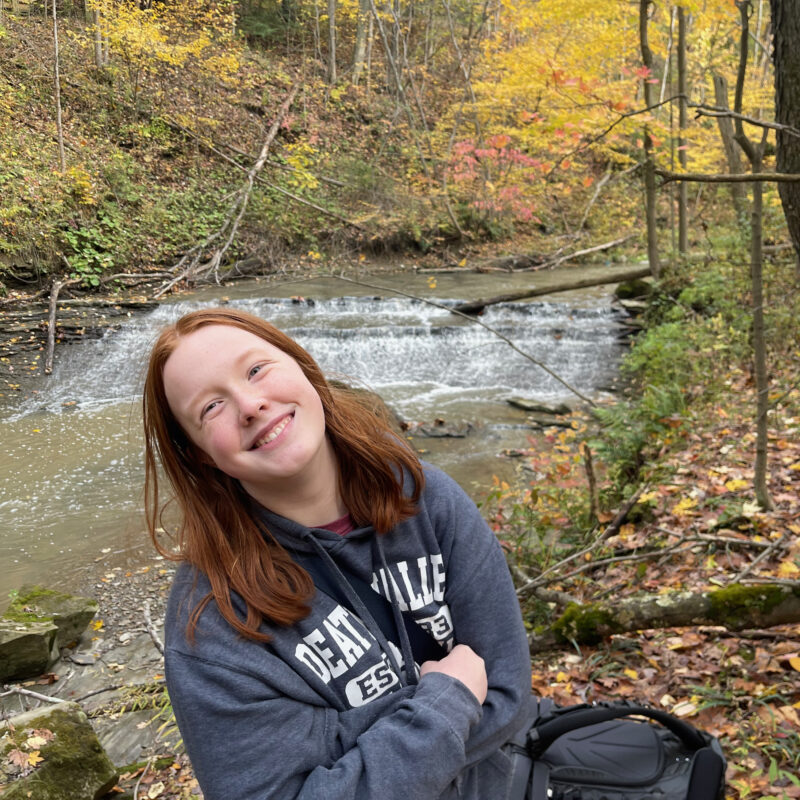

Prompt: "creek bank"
[0,296,157,413]
[1,586,98,684]
[1,556,175,786]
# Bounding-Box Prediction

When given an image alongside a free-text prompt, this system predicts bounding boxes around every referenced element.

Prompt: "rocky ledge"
[0,556,197,798]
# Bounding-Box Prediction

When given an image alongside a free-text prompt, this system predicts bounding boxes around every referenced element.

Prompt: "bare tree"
[639,0,662,277]
[52,0,66,172]
[712,75,748,218]
[733,0,772,511]
[677,6,688,254]
[327,0,337,84]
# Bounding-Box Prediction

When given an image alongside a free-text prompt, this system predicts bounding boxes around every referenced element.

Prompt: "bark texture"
[769,0,800,272]
[528,583,800,653]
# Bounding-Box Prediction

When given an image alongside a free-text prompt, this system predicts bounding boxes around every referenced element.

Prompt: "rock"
[617,299,649,314]
[411,419,474,438]
[507,397,572,415]
[0,620,59,684]
[6,585,98,649]
[527,414,575,429]
[614,277,652,300]
[0,702,118,799]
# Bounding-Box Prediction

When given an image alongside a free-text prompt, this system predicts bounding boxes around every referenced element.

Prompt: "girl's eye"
[201,400,221,419]
[248,364,264,379]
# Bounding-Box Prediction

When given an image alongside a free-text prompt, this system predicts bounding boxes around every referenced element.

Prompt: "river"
[0,269,632,598]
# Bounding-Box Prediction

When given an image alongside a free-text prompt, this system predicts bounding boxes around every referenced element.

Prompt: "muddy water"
[0,270,632,598]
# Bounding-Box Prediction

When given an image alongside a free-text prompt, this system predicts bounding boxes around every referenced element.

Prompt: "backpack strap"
[527,700,709,757]
[295,553,448,665]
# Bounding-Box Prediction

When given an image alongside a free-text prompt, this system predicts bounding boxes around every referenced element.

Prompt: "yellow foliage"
[286,141,320,191]
[434,0,775,232]
[65,166,97,206]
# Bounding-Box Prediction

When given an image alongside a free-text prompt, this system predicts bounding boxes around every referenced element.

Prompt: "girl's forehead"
[173,324,284,357]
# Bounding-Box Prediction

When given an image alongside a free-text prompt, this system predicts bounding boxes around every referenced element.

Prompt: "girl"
[143,307,532,800]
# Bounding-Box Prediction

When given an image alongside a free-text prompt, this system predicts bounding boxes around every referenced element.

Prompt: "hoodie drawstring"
[298,531,414,685]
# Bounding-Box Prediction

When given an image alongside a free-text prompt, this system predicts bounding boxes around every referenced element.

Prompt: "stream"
[0,270,632,598]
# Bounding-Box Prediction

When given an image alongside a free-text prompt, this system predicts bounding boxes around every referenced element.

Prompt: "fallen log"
[453,266,652,314]
[528,581,800,653]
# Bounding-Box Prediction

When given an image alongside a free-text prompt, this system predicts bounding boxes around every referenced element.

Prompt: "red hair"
[143,307,424,642]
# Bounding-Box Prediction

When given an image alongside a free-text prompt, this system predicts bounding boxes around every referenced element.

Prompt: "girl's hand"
[419,644,488,704]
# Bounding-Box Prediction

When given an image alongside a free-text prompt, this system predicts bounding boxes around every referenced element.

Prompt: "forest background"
[1,0,800,797]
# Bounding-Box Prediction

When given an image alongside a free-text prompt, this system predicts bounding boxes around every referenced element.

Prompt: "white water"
[0,278,630,596]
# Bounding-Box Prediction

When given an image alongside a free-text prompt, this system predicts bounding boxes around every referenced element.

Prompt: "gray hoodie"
[164,465,532,800]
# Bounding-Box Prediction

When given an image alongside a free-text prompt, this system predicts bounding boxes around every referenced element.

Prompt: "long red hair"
[143,307,424,642]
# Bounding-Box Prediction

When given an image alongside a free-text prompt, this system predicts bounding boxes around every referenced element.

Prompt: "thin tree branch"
[332,275,598,407]
[0,686,67,704]
[657,169,800,184]
[691,104,800,139]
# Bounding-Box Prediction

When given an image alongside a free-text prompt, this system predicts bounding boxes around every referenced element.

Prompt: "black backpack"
[507,697,727,800]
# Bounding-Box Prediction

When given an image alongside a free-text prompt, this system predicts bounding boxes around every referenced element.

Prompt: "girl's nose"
[237,390,267,423]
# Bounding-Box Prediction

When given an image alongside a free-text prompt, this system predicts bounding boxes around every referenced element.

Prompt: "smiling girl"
[143,307,531,800]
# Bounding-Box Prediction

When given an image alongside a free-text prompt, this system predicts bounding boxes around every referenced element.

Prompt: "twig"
[332,275,597,407]
[73,684,126,703]
[511,565,576,608]
[0,686,67,704]
[133,756,155,800]
[516,486,646,596]
[732,532,790,583]
[515,234,636,272]
[143,600,164,657]
[690,104,800,138]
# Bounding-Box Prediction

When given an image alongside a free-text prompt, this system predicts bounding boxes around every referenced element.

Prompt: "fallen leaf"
[777,560,800,579]
[6,748,28,768]
[25,735,48,749]
[672,700,697,717]
[147,781,165,798]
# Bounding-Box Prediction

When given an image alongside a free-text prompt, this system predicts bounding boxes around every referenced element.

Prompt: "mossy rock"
[0,619,59,683]
[5,585,98,649]
[0,702,118,799]
[614,278,652,300]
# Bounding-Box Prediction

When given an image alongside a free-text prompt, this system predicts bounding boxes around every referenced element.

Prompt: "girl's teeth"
[255,417,289,447]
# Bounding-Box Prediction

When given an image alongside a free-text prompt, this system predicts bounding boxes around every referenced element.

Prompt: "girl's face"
[162,324,333,505]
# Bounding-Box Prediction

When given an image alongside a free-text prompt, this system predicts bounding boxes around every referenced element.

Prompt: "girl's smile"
[162,324,338,515]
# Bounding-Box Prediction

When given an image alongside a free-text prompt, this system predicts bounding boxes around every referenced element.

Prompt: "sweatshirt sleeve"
[424,468,533,766]
[165,646,482,800]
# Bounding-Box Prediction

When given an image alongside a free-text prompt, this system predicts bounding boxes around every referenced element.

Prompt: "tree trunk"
[528,583,800,653]
[352,0,370,85]
[769,0,800,275]
[677,7,688,254]
[52,0,66,173]
[712,75,747,218]
[639,0,661,278]
[733,1,772,511]
[750,153,773,510]
[327,0,336,84]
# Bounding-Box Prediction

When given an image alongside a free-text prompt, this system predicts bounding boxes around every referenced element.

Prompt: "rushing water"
[0,272,630,597]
